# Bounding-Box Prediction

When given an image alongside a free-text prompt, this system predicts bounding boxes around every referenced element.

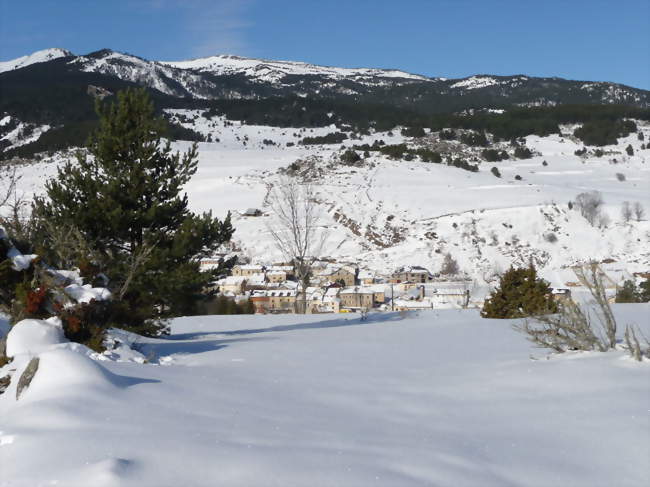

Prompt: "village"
[200,255,649,315]
[201,258,477,314]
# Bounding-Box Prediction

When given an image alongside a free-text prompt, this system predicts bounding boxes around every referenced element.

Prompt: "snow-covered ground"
[1,306,648,486]
[10,116,650,286]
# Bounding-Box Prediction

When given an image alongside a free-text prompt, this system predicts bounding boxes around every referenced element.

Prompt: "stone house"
[243,208,263,217]
[319,265,357,287]
[339,286,376,309]
[232,264,265,277]
[358,270,376,285]
[218,276,248,294]
[390,266,433,283]
[266,270,287,283]
[267,289,297,312]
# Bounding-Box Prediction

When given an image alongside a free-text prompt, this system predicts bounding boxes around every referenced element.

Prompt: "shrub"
[626,144,634,156]
[574,191,604,226]
[490,166,501,178]
[300,132,347,145]
[340,149,361,165]
[633,202,645,221]
[513,146,533,159]
[439,129,456,140]
[543,232,558,243]
[615,280,640,303]
[639,278,650,302]
[401,126,425,137]
[621,201,633,222]
[481,149,503,162]
[449,158,479,172]
[616,172,626,182]
[514,264,617,353]
[460,130,489,147]
[481,265,557,319]
[415,148,442,163]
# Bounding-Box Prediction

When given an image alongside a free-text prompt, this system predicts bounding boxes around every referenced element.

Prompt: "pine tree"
[639,278,650,302]
[33,89,234,334]
[615,280,639,303]
[481,265,557,319]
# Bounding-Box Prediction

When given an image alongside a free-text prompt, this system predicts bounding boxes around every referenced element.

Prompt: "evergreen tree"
[639,278,650,302]
[615,280,639,303]
[481,265,557,319]
[33,88,234,334]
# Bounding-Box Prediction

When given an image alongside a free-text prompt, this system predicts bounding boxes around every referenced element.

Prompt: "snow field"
[1,306,648,486]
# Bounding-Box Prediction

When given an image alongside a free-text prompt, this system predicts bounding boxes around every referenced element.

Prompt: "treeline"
[351,142,478,171]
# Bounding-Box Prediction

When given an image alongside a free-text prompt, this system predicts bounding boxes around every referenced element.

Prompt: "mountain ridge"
[3,47,649,94]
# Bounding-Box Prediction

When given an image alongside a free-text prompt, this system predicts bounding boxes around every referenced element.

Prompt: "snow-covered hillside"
[163,54,434,84]
[1,307,648,486]
[3,48,647,108]
[0,48,71,74]
[10,115,650,287]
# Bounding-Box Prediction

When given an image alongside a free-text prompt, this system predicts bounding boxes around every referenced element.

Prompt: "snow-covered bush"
[0,227,112,352]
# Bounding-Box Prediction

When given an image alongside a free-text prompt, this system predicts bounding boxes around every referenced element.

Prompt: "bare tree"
[621,201,633,223]
[440,252,459,275]
[633,202,645,221]
[0,166,20,210]
[515,263,617,353]
[267,178,327,313]
[574,191,604,226]
[624,325,650,362]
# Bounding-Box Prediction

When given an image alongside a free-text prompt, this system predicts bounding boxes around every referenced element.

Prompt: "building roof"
[236,264,264,271]
[394,265,431,274]
[267,270,287,277]
[340,286,375,295]
[268,290,297,297]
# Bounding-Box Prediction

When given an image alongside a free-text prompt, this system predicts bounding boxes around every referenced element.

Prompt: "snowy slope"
[70,50,213,99]
[10,116,650,286]
[0,48,71,73]
[163,54,434,83]
[1,307,648,486]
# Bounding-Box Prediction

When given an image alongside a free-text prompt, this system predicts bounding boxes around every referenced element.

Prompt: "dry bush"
[574,191,604,226]
[515,263,617,353]
[633,202,645,221]
[621,201,633,222]
[624,326,650,362]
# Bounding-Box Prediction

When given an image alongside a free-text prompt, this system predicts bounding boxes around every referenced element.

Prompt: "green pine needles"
[33,88,234,335]
[481,265,558,319]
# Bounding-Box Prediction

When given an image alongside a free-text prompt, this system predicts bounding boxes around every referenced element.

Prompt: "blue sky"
[1,0,649,89]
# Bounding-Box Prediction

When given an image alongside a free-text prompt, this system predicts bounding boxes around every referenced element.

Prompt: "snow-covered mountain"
[0,48,71,74]
[162,54,434,83]
[2,48,648,106]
